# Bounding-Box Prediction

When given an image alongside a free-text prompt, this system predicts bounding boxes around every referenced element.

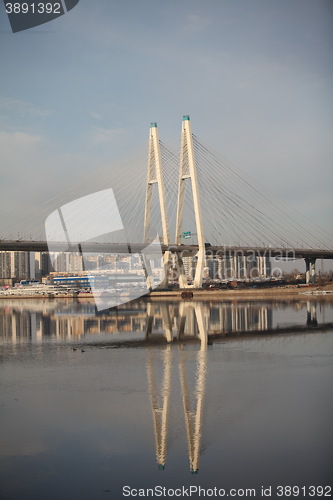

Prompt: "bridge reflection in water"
[147,346,206,473]
[144,299,328,473]
[0,298,332,475]
[0,299,331,345]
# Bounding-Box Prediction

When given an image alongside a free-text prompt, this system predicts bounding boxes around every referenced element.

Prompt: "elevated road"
[1,240,333,260]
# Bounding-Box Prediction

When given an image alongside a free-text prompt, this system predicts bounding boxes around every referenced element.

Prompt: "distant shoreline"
[0,284,332,302]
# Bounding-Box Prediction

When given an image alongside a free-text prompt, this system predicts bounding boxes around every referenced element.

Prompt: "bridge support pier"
[217,255,223,280]
[305,259,310,284]
[257,255,267,278]
[262,256,267,278]
[228,251,234,279]
[176,254,189,289]
[233,254,238,279]
[242,256,248,279]
[310,258,316,283]
[305,257,316,284]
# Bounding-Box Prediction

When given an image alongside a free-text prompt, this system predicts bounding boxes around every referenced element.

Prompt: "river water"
[0,298,332,500]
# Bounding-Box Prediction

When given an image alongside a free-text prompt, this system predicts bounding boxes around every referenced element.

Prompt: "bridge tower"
[175,116,205,288]
[144,122,170,245]
[144,122,171,288]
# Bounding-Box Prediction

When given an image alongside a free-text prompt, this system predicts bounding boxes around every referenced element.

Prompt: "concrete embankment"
[0,284,332,301]
[148,284,333,302]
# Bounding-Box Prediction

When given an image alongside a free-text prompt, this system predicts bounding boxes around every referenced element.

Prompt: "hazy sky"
[0,0,332,239]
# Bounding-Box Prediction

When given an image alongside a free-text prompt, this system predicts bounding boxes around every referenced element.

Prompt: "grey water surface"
[1,298,332,499]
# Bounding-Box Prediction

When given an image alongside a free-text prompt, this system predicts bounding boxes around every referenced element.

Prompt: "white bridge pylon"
[144,122,171,287]
[144,122,170,246]
[144,116,205,288]
[175,116,205,288]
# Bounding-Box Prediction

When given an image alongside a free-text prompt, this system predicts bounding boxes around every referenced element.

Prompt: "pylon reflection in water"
[146,346,172,470]
[146,301,208,473]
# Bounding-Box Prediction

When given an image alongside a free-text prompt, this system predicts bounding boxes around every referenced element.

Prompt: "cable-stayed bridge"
[1,115,332,287]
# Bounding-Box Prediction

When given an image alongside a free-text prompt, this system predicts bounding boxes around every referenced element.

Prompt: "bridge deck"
[0,240,332,259]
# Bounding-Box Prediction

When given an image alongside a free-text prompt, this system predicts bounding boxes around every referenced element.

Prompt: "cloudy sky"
[0,0,332,242]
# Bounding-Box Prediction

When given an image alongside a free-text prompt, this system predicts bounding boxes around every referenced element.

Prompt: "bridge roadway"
[1,240,333,260]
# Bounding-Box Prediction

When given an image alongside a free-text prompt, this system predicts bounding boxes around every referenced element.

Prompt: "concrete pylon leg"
[160,250,171,289]
[228,252,233,279]
[259,256,264,277]
[262,255,267,278]
[256,255,260,277]
[144,122,170,247]
[175,116,205,289]
[176,254,188,289]
[217,255,222,279]
[310,258,316,284]
[141,253,155,291]
[233,254,237,280]
[305,258,310,284]
[242,256,247,279]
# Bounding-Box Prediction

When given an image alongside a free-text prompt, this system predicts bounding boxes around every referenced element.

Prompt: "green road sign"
[182,231,191,239]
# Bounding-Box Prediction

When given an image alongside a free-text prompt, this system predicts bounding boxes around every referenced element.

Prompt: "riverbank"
[149,283,333,301]
[1,283,332,302]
